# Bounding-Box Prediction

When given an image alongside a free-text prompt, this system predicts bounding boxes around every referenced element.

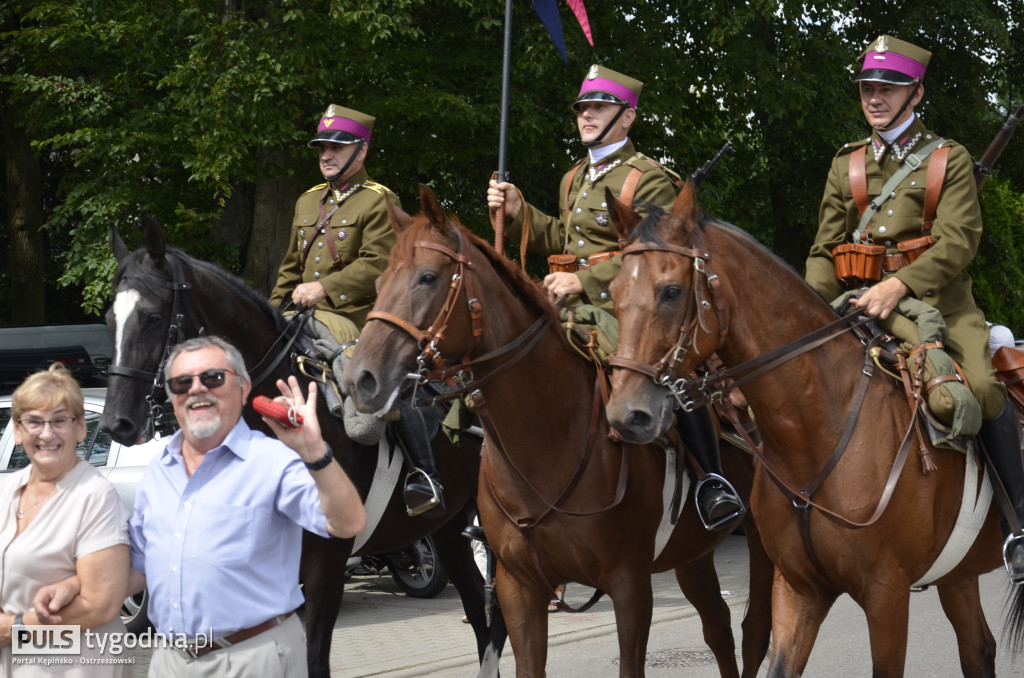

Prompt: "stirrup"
[1003,533,1024,584]
[694,473,746,531]
[403,469,445,517]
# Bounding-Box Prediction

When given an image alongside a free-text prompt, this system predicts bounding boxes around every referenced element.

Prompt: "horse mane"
[627,204,838,315]
[113,246,289,335]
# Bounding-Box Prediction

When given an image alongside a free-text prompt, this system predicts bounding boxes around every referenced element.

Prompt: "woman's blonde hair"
[11,363,86,422]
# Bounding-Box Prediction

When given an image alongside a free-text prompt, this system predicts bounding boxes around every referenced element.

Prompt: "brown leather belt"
[179,611,294,659]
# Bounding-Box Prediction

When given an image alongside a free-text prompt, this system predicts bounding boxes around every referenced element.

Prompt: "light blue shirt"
[129,419,330,638]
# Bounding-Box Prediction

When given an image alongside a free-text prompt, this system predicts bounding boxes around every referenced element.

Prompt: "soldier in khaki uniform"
[804,35,1024,581]
[270,105,397,344]
[271,105,444,517]
[487,65,744,530]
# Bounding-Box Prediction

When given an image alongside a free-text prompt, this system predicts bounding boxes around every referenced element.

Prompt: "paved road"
[129,534,1024,676]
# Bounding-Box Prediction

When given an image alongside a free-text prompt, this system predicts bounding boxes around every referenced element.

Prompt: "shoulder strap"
[619,167,644,207]
[563,160,587,224]
[854,138,946,240]
[849,146,869,217]
[922,146,950,234]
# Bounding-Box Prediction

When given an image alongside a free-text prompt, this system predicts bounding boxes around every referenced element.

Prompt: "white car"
[0,387,163,632]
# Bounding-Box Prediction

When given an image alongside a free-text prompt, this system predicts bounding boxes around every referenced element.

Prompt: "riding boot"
[675,405,745,531]
[396,400,446,518]
[979,400,1024,583]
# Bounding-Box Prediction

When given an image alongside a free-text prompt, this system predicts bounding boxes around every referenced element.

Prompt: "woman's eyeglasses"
[167,369,238,395]
[17,416,78,434]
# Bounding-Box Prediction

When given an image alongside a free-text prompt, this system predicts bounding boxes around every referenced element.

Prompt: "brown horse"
[100,217,505,678]
[604,182,1024,677]
[344,184,773,677]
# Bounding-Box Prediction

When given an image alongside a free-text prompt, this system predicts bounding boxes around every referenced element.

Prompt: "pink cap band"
[317,116,372,142]
[861,51,926,80]
[579,77,638,109]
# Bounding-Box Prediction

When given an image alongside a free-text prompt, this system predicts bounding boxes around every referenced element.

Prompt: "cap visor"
[571,92,627,111]
[854,68,917,85]
[308,130,361,147]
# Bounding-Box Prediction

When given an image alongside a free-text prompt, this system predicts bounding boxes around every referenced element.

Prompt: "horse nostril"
[624,409,654,432]
[355,371,379,399]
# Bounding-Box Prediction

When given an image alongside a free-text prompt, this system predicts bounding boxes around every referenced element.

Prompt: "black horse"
[101,217,505,677]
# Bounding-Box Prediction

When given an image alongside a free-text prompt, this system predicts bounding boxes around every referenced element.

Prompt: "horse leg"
[300,532,352,678]
[496,563,551,678]
[766,571,836,678]
[606,573,654,677]
[859,581,911,678]
[738,518,773,677]
[430,511,508,671]
[673,554,739,678]
[936,577,996,677]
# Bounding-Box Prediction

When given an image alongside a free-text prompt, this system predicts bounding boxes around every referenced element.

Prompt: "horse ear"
[110,225,130,262]
[418,183,446,230]
[142,216,166,264]
[665,180,700,239]
[385,192,413,234]
[604,187,643,241]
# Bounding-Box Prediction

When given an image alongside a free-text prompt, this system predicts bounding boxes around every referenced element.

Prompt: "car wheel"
[387,536,449,598]
[121,589,151,635]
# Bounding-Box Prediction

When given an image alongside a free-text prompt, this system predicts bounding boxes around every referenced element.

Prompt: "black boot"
[396,401,446,517]
[676,406,745,531]
[979,400,1024,583]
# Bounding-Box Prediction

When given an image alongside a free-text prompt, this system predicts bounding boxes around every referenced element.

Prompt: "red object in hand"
[253,395,303,429]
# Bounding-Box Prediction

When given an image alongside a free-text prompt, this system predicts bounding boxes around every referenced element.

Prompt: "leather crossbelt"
[181,611,294,659]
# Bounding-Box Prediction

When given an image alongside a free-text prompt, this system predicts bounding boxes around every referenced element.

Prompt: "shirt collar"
[877,113,916,144]
[589,137,629,164]
[159,417,253,466]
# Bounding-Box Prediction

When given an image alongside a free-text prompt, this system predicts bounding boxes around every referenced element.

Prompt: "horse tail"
[1004,580,1024,651]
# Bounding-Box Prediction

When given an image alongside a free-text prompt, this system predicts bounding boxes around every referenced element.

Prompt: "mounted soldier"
[270,105,445,517]
[487,65,745,530]
[804,35,1024,581]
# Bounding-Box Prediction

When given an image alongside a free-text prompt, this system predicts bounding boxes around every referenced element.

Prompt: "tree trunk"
[242,148,301,297]
[3,101,46,325]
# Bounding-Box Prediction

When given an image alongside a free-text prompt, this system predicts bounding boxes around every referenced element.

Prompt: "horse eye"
[145,312,163,326]
[660,285,683,303]
[418,271,438,286]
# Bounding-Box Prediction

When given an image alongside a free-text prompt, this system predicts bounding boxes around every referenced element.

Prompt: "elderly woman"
[0,363,131,676]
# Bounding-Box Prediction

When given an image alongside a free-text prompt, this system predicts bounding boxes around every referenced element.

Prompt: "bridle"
[365,227,554,399]
[107,251,310,434]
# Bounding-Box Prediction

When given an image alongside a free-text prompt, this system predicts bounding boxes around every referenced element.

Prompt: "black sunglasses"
[167,369,238,395]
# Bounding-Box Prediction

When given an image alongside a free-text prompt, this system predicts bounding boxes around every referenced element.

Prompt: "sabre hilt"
[691,140,736,187]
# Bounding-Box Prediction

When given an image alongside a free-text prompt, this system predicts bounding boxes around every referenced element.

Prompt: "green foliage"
[1,0,1022,326]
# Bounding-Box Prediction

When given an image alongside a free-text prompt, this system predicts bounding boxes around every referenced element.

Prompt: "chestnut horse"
[100,218,505,678]
[604,182,1024,677]
[345,185,773,677]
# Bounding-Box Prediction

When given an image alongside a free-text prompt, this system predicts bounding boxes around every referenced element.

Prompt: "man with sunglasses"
[36,336,366,675]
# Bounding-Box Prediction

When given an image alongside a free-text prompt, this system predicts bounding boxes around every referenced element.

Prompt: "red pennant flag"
[566,0,594,46]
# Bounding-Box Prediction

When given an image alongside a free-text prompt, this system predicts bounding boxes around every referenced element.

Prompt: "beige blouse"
[1,460,131,677]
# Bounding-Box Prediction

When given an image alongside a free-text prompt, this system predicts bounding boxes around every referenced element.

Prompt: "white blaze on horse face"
[112,289,141,365]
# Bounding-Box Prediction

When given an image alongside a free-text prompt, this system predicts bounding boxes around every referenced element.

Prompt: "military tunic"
[804,117,1004,418]
[270,168,398,341]
[506,140,678,313]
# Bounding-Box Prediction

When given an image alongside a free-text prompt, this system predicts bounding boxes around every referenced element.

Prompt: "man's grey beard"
[185,414,222,440]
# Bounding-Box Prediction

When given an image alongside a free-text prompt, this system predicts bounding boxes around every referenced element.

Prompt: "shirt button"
[575,226,582,232]
[173,603,178,609]
[329,199,336,205]
[172,565,178,573]
[600,292,609,300]
[175,532,182,539]
[890,192,896,199]
[314,271,321,279]
[341,219,348,225]
[878,226,887,233]
[579,258,588,266]
[340,294,348,302]
[581,192,588,198]
[910,181,917,187]
[886,210,893,216]
[601,202,607,208]
[884,240,893,246]
[577,240,585,248]
[575,208,582,215]
[318,242,324,248]
[315,256,321,264]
